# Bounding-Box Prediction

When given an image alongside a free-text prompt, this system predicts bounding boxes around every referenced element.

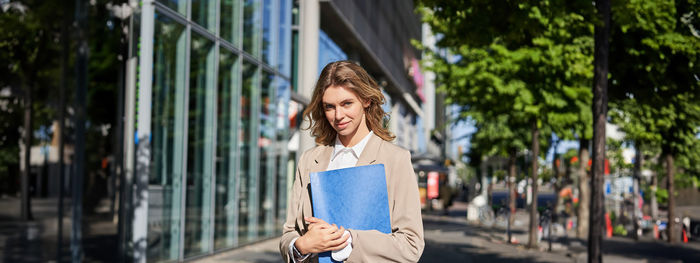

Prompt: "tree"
[608,0,700,243]
[468,113,531,243]
[418,0,594,248]
[589,0,610,261]
[1,0,65,220]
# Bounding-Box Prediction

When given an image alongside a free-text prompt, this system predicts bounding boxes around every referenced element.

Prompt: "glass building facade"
[131,0,293,261]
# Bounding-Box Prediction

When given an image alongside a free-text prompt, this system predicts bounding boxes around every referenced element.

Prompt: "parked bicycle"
[537,203,554,250]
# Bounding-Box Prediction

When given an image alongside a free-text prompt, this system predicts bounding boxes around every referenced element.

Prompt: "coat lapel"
[299,145,333,229]
[310,145,333,174]
[356,133,382,166]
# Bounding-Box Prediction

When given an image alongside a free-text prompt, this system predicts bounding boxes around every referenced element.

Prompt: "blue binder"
[309,164,391,263]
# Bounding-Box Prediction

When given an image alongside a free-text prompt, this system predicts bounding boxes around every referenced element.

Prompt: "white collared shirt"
[327,131,373,171]
[288,131,373,262]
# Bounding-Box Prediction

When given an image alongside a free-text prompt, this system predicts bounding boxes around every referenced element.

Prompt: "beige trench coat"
[279,134,425,262]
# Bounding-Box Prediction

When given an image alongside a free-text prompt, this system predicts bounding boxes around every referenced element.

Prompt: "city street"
[196,201,700,263]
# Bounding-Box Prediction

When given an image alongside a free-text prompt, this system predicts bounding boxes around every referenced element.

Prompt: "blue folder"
[309,164,391,263]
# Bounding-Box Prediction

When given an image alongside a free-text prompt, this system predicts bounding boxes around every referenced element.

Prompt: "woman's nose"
[335,107,345,120]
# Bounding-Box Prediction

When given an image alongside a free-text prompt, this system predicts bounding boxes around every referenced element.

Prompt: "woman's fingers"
[306,217,334,230]
[305,217,329,225]
[326,232,350,250]
[327,241,349,252]
[326,226,345,241]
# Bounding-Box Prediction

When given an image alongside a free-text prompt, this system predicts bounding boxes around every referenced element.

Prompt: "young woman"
[279,61,424,262]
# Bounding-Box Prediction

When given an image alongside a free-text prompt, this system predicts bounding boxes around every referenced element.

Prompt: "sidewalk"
[422,201,699,263]
[193,201,700,262]
[192,238,281,263]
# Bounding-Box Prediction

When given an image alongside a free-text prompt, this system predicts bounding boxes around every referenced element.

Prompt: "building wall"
[130,0,293,261]
[317,0,425,153]
[323,0,422,96]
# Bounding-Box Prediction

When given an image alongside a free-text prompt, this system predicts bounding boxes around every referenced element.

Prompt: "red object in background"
[653,224,659,239]
[587,159,610,174]
[570,156,610,175]
[427,172,439,199]
[605,213,613,237]
[571,156,578,163]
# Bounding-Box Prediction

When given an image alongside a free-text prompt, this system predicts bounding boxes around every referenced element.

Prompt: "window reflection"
[274,77,291,234]
[144,0,293,259]
[192,0,216,32]
[262,0,274,65]
[258,71,276,238]
[238,62,257,244]
[214,49,239,250]
[243,0,260,56]
[148,13,186,262]
[157,0,187,16]
[278,0,292,76]
[184,33,216,257]
[220,0,241,47]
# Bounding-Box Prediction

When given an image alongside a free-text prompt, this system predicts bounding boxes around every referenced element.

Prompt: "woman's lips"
[336,121,349,129]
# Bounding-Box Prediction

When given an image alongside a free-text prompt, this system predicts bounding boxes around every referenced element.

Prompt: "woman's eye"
[343,102,352,106]
[325,104,334,110]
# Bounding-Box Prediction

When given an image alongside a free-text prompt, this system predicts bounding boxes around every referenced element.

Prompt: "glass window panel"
[220,0,241,47]
[262,0,275,65]
[277,0,292,76]
[243,0,260,56]
[238,62,257,244]
[214,49,239,250]
[148,12,187,262]
[192,0,217,32]
[157,0,187,16]
[184,33,216,257]
[291,2,299,91]
[258,71,276,238]
[274,77,291,234]
[318,30,347,75]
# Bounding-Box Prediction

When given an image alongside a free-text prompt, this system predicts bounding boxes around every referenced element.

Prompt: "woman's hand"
[295,217,350,255]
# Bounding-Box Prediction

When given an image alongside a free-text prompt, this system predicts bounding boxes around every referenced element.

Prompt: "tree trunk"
[651,171,658,220]
[665,151,675,243]
[21,82,34,221]
[632,144,642,240]
[487,176,493,207]
[577,139,590,238]
[508,148,517,243]
[527,122,540,249]
[589,1,610,262]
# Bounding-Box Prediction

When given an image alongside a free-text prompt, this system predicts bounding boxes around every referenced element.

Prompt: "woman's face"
[322,85,369,142]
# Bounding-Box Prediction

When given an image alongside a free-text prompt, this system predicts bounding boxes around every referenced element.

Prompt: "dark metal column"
[72,0,88,261]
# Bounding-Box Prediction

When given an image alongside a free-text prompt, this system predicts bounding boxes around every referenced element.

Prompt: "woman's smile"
[336,120,350,130]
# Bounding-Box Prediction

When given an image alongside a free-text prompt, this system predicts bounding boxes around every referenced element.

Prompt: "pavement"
[0,197,118,263]
[195,201,700,263]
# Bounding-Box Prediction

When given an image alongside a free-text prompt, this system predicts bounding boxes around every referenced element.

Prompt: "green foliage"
[606,138,633,175]
[613,224,628,236]
[0,1,65,195]
[608,0,700,190]
[0,0,124,199]
[418,0,595,176]
[656,188,669,206]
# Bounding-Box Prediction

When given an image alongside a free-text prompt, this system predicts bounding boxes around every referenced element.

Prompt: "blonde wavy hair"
[303,60,395,146]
